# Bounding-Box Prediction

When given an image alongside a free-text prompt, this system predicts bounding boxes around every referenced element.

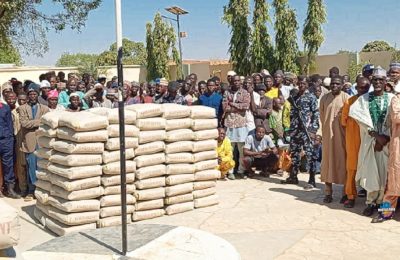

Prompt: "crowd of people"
[1,62,400,223]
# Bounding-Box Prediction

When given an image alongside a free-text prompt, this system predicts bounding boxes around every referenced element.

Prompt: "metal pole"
[114,0,127,256]
[177,14,183,78]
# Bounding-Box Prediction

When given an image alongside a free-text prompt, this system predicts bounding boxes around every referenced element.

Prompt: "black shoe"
[340,195,348,204]
[323,195,333,203]
[344,199,355,208]
[7,184,21,199]
[281,176,299,184]
[363,204,375,216]
[358,189,367,198]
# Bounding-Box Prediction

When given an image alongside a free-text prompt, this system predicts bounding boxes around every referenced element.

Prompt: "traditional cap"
[227,71,236,76]
[98,74,107,80]
[255,83,266,91]
[111,76,118,80]
[284,72,296,79]
[159,78,168,86]
[1,82,12,91]
[168,81,179,92]
[111,82,119,88]
[94,83,103,89]
[131,81,140,87]
[240,76,245,81]
[372,66,386,79]
[260,69,270,76]
[48,89,59,99]
[323,77,331,87]
[274,70,284,76]
[362,64,375,73]
[390,62,400,70]
[69,93,79,98]
[40,80,51,89]
[27,83,40,94]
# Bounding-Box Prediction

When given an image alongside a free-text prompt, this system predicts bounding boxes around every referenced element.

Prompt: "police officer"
[281,76,320,189]
[0,92,20,198]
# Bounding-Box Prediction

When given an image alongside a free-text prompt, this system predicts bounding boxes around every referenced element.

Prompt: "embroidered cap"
[159,78,168,86]
[40,80,51,89]
[390,62,400,70]
[372,66,386,79]
[227,71,237,76]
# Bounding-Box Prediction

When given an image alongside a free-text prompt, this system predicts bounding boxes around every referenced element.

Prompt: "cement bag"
[164,193,193,205]
[35,179,52,191]
[48,164,102,180]
[135,153,165,168]
[165,153,193,164]
[166,174,194,185]
[102,161,136,175]
[36,201,50,215]
[136,118,166,130]
[106,137,139,150]
[193,187,216,199]
[50,185,103,201]
[37,159,51,170]
[135,165,166,180]
[33,207,46,227]
[135,177,166,190]
[102,149,135,164]
[135,199,164,211]
[165,141,193,154]
[57,127,108,143]
[193,129,219,141]
[48,196,100,213]
[134,141,165,156]
[190,106,216,119]
[195,159,218,171]
[50,152,102,167]
[191,119,218,131]
[37,136,55,149]
[45,217,96,236]
[192,140,218,152]
[125,103,163,119]
[50,174,101,192]
[132,209,165,222]
[36,124,57,137]
[165,183,193,197]
[48,206,99,225]
[166,129,193,142]
[35,147,54,160]
[58,111,108,131]
[193,181,216,190]
[193,150,218,162]
[166,164,195,175]
[103,184,135,195]
[138,130,166,144]
[100,194,136,207]
[108,109,136,124]
[100,205,135,218]
[101,173,135,187]
[87,107,109,116]
[162,103,191,119]
[165,201,194,215]
[36,169,52,181]
[0,200,20,249]
[52,140,104,154]
[195,170,220,181]
[134,187,165,201]
[166,118,192,130]
[107,124,139,137]
[41,110,69,129]
[34,188,50,205]
[97,215,132,228]
[194,194,219,208]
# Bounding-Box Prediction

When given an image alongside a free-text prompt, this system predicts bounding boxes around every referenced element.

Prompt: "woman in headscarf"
[47,89,65,111]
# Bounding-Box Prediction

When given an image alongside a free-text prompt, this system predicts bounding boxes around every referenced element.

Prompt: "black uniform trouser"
[290,131,315,177]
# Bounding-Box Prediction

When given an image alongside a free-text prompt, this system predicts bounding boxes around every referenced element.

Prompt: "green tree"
[273,0,299,73]
[302,0,326,75]
[97,38,146,66]
[223,0,251,76]
[56,52,100,77]
[250,0,274,72]
[145,13,181,80]
[392,50,400,63]
[361,40,395,52]
[0,38,22,65]
[0,0,101,56]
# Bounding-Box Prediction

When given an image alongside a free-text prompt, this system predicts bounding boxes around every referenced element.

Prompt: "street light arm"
[161,15,178,22]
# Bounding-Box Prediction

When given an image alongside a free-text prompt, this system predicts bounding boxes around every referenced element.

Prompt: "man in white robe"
[349,66,394,217]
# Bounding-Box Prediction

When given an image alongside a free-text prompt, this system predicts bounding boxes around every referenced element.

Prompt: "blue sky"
[24,0,400,66]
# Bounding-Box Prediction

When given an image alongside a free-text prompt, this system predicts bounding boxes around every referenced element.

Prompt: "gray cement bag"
[48,196,100,213]
[134,187,165,201]
[108,109,136,124]
[45,217,96,236]
[135,153,165,168]
[138,130,166,144]
[165,201,194,215]
[47,206,99,225]
[48,164,102,180]
[193,187,216,199]
[102,161,136,175]
[36,124,58,137]
[193,150,218,163]
[49,174,101,192]
[107,124,139,137]
[101,173,135,187]
[166,164,195,175]
[134,141,165,156]
[135,177,166,190]
[41,111,69,129]
[57,127,108,143]
[164,193,193,205]
[97,215,132,228]
[37,159,51,170]
[33,206,46,227]
[37,136,55,149]
[192,140,218,152]
[189,106,216,119]
[106,137,139,150]
[35,179,52,192]
[166,118,192,130]
[50,152,102,167]
[136,118,166,130]
[193,181,216,190]
[35,147,54,159]
[36,169,52,182]
[165,141,193,154]
[165,129,194,142]
[165,153,193,164]
[102,148,135,164]
[99,205,135,218]
[34,188,50,205]
[191,119,218,131]
[166,174,194,185]
[100,194,136,207]
[125,104,162,119]
[132,209,165,221]
[194,170,220,181]
[103,184,135,195]
[135,165,166,180]
[50,186,104,201]
[165,183,193,197]
[193,129,219,141]
[135,199,164,211]
[161,103,191,119]
[194,194,219,208]
[194,159,218,171]
[58,111,108,131]
[52,140,104,154]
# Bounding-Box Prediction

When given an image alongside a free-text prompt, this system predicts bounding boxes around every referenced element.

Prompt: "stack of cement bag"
[128,104,167,221]
[190,106,220,208]
[88,107,138,228]
[34,111,108,236]
[163,104,196,215]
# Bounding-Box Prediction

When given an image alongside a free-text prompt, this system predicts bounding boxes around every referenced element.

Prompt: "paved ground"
[4,172,400,259]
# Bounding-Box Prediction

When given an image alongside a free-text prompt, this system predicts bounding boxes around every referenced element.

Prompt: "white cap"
[323,77,331,87]
[260,69,270,76]
[69,93,80,98]
[227,71,236,76]
[40,80,51,89]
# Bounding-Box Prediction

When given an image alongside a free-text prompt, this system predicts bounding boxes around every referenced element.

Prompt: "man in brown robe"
[319,75,349,203]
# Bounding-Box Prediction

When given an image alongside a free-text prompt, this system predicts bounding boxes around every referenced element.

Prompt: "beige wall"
[209,63,233,82]
[359,51,394,70]
[188,63,211,82]
[298,53,353,76]
[0,67,78,84]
